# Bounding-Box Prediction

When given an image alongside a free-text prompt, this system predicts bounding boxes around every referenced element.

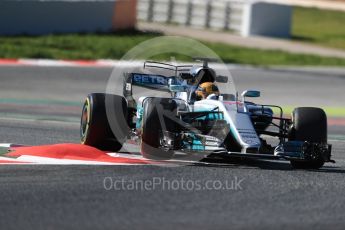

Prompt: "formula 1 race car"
[80,60,334,169]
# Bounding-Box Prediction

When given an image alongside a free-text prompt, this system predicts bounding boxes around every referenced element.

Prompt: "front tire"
[80,93,129,152]
[289,107,327,169]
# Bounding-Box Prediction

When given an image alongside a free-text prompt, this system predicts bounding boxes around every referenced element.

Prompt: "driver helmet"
[196,82,220,100]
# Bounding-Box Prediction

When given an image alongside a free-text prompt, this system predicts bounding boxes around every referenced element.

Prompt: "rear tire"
[141,98,176,160]
[80,93,129,152]
[289,107,327,169]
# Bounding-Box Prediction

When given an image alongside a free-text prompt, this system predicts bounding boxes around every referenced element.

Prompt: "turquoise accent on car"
[169,85,188,92]
[193,109,224,121]
[136,106,144,129]
[183,136,205,151]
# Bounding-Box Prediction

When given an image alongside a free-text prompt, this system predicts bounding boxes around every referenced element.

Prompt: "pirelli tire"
[80,93,129,152]
[289,107,327,169]
[141,98,176,160]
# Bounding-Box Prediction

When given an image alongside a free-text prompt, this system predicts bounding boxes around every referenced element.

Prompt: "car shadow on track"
[197,157,345,174]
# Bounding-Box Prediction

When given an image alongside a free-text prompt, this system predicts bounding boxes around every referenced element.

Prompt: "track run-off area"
[1,63,345,229]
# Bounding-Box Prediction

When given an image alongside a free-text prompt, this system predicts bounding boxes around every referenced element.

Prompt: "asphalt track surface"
[1,65,345,230]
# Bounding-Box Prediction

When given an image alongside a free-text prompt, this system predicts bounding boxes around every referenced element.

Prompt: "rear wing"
[123,72,183,108]
[123,61,192,92]
[144,61,193,76]
[124,73,178,92]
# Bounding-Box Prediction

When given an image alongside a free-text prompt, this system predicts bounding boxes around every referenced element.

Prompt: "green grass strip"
[292,6,345,50]
[273,106,345,118]
[0,32,345,66]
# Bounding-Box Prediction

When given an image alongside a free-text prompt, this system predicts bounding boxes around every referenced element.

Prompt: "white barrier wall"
[242,2,292,37]
[0,0,137,35]
[137,0,292,38]
[138,0,245,31]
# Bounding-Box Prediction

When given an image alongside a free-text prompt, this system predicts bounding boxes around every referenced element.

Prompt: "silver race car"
[80,60,333,169]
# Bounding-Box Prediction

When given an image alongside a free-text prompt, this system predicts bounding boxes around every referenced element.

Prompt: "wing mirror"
[241,90,260,100]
